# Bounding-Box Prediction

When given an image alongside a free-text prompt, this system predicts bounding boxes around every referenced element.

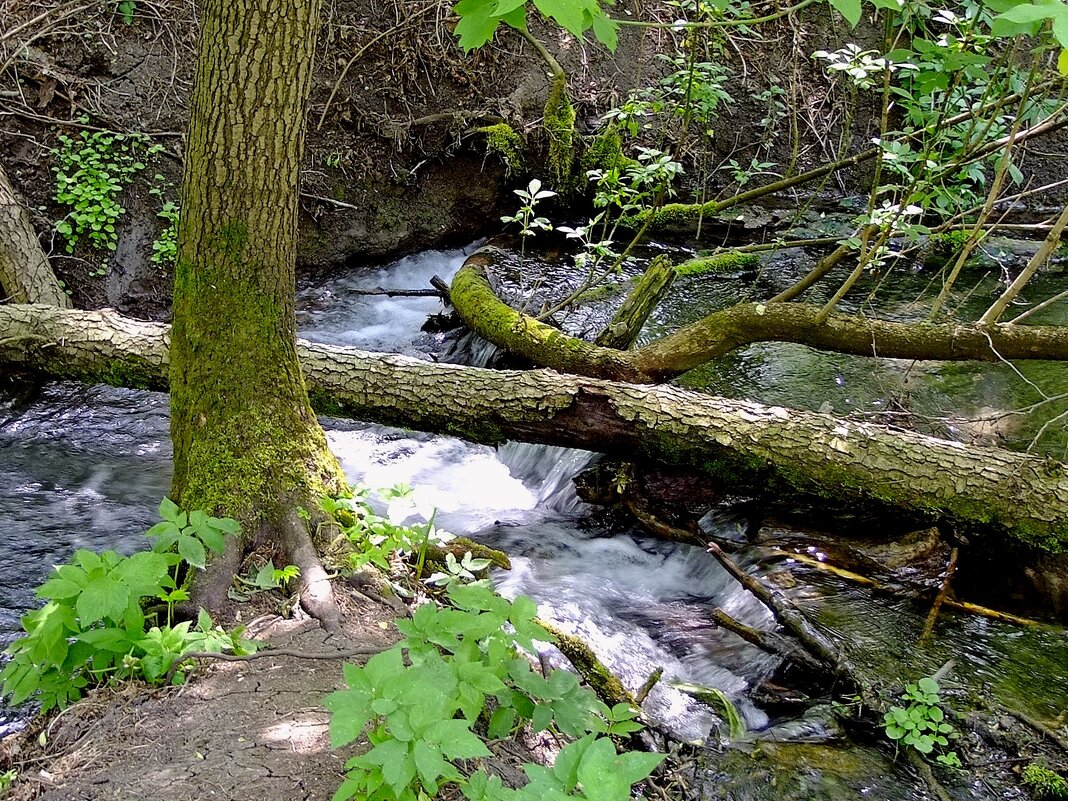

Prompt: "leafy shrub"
[326,582,663,801]
[0,498,252,712]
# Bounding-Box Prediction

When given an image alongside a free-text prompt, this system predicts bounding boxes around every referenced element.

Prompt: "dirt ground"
[0,590,400,800]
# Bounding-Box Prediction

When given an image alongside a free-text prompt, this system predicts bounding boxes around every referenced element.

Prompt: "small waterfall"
[496,442,594,516]
[441,329,501,368]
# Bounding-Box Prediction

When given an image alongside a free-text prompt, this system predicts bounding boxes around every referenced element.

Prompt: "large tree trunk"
[0,162,70,308]
[170,0,345,624]
[3,303,1068,552]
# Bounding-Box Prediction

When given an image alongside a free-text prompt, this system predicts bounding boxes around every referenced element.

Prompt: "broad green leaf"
[1059,48,1068,74]
[488,706,517,740]
[427,718,492,759]
[159,496,180,521]
[534,0,586,34]
[576,737,631,801]
[76,576,129,625]
[178,534,207,569]
[827,0,862,26]
[616,750,667,785]
[590,12,618,51]
[413,739,448,791]
[114,550,170,594]
[147,521,181,551]
[37,578,83,600]
[194,522,226,554]
[363,646,405,687]
[552,733,596,789]
[454,0,500,51]
[324,689,373,748]
[74,549,103,574]
[211,516,241,535]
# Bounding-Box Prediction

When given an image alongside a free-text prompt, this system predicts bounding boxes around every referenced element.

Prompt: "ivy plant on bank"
[0,499,253,713]
[51,128,161,267]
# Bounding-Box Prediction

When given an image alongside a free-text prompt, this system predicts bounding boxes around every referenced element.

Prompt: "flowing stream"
[2,246,1067,798]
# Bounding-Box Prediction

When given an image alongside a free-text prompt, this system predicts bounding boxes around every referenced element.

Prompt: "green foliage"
[882,676,959,766]
[452,0,618,53]
[0,499,251,713]
[326,583,664,801]
[501,179,557,237]
[116,0,136,24]
[323,488,452,581]
[0,769,16,792]
[426,551,494,588]
[149,178,179,265]
[1023,762,1068,798]
[51,128,161,266]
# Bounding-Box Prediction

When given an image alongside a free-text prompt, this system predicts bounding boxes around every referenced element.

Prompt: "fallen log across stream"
[1,304,1068,551]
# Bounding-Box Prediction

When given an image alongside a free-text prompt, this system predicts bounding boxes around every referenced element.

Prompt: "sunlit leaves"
[452,0,618,52]
[1,500,247,713]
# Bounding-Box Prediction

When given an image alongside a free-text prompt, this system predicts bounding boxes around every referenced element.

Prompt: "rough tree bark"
[0,162,70,307]
[3,304,1068,552]
[169,0,345,626]
[451,247,1068,383]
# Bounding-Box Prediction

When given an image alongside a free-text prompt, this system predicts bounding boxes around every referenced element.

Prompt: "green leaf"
[552,734,596,789]
[531,703,554,732]
[324,689,372,748]
[1059,48,1068,74]
[159,497,180,521]
[147,521,181,551]
[453,0,500,51]
[194,521,226,554]
[413,739,448,791]
[917,677,939,695]
[426,718,492,759]
[533,0,586,34]
[74,549,103,574]
[488,706,517,740]
[211,516,241,535]
[616,750,667,785]
[37,578,83,600]
[576,737,630,801]
[178,534,207,569]
[590,12,618,51]
[827,0,861,25]
[76,576,129,625]
[114,551,170,595]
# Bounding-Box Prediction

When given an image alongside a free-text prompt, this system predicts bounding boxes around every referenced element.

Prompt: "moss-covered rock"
[477,123,525,176]
[544,75,576,192]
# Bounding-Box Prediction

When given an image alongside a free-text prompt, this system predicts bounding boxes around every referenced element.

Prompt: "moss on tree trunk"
[168,0,346,623]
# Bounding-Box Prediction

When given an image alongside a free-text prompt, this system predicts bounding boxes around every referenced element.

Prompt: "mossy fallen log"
[2,304,1068,551]
[451,246,1068,384]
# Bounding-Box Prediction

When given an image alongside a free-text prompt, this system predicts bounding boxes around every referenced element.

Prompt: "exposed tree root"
[280,508,341,633]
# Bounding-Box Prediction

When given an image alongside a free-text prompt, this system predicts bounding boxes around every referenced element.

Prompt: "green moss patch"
[675,251,759,276]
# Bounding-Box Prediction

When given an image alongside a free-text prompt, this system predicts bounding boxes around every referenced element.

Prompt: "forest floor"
[0,587,536,801]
